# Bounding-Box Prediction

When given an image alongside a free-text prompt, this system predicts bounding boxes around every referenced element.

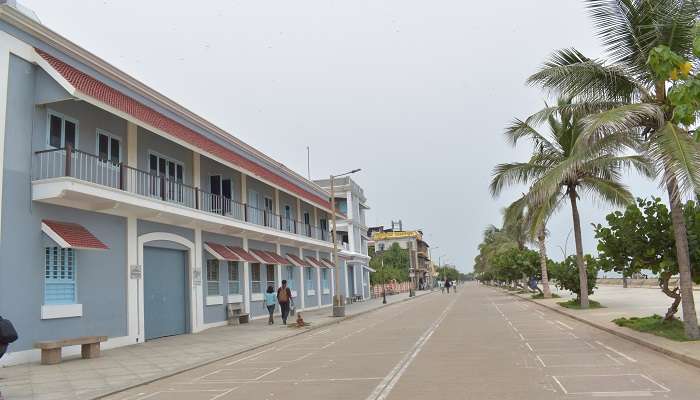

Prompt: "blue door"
[144,247,187,340]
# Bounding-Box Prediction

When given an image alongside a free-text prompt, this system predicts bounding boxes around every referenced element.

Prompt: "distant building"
[369,221,433,289]
[314,176,373,301]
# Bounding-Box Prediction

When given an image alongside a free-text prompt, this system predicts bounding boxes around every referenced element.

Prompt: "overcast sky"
[22,0,664,272]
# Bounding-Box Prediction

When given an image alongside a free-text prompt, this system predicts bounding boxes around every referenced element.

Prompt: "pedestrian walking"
[264,286,277,325]
[277,280,293,325]
[0,315,18,400]
[453,280,457,293]
[444,279,452,294]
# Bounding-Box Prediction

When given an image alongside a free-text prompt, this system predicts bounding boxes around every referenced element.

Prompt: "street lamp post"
[331,168,361,317]
[381,257,387,304]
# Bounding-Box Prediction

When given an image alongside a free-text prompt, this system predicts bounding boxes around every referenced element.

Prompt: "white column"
[126,216,140,342]
[274,188,280,214]
[275,243,283,289]
[193,152,200,188]
[242,237,251,313]
[241,174,247,205]
[296,198,302,225]
[193,228,204,332]
[344,261,350,299]
[0,44,10,239]
[298,247,305,310]
[316,250,322,307]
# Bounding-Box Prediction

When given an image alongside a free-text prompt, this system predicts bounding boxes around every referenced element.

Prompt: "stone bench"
[34,336,107,365]
[227,305,249,325]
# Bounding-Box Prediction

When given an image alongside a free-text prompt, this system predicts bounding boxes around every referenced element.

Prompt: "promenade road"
[106,284,700,399]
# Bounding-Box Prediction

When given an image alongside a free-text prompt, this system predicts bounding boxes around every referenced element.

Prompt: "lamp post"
[381,257,387,304]
[331,168,361,317]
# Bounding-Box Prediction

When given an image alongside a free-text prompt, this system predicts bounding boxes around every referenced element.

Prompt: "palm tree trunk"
[568,186,589,308]
[537,225,552,299]
[666,176,700,338]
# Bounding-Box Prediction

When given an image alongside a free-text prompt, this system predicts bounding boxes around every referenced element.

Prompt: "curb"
[93,291,434,399]
[497,288,700,370]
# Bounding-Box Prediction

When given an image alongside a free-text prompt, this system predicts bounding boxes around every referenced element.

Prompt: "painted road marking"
[225,348,275,366]
[366,296,459,400]
[595,341,637,363]
[552,373,670,395]
[555,320,574,330]
[525,342,534,352]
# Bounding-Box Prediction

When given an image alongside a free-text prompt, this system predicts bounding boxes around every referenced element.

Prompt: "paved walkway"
[104,284,700,399]
[517,284,700,368]
[0,291,430,400]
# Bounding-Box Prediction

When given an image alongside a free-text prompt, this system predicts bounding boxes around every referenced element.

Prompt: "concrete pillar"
[126,216,140,342]
[193,153,200,188]
[274,188,280,215]
[126,121,138,191]
[298,247,305,310]
[193,228,204,332]
[275,243,283,289]
[241,174,247,205]
[242,237,251,313]
[316,250,322,307]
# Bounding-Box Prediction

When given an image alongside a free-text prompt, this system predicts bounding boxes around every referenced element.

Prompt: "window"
[149,152,184,201]
[266,264,276,291]
[48,111,78,149]
[304,212,311,236]
[228,261,240,294]
[264,197,274,227]
[378,243,385,251]
[306,267,314,289]
[97,130,121,163]
[284,205,293,232]
[247,190,263,225]
[285,266,295,290]
[207,260,220,296]
[45,247,76,304]
[322,269,329,290]
[251,263,262,293]
[209,175,232,214]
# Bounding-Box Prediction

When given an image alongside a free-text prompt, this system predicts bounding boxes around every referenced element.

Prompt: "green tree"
[595,197,700,320]
[491,97,651,308]
[370,243,410,285]
[527,0,700,337]
[436,266,461,282]
[550,254,599,301]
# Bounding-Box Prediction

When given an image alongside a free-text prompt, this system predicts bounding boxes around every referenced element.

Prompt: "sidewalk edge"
[92,291,434,400]
[499,288,700,370]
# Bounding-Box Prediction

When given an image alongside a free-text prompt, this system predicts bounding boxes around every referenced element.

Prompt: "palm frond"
[579,103,664,144]
[527,48,649,102]
[490,162,548,197]
[647,122,700,200]
[579,175,635,207]
[504,119,560,154]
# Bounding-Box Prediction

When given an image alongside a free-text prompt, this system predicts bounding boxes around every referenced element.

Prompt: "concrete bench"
[34,336,107,365]
[227,306,249,325]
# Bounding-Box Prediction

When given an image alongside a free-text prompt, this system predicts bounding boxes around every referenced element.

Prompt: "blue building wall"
[0,53,127,353]
[202,231,243,324]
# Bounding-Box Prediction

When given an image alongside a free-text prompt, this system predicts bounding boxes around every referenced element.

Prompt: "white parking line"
[525,342,534,352]
[595,341,637,363]
[225,348,275,366]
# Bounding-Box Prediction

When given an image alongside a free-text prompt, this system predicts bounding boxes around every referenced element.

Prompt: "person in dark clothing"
[277,280,293,325]
[444,279,452,294]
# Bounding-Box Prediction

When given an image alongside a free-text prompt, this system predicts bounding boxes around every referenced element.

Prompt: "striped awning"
[41,220,108,250]
[305,256,325,268]
[286,254,309,267]
[227,246,258,263]
[204,242,241,261]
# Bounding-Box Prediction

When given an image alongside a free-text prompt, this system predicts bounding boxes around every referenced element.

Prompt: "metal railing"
[32,146,332,242]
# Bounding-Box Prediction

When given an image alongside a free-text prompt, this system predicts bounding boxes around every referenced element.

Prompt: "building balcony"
[32,147,332,248]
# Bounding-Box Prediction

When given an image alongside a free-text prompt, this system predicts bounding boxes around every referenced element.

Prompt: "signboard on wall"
[130,265,142,279]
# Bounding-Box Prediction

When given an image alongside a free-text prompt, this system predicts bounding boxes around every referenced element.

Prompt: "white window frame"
[43,247,83,318]
[206,259,220,296]
[251,263,262,293]
[147,150,185,180]
[46,109,79,149]
[228,261,240,294]
[96,129,122,163]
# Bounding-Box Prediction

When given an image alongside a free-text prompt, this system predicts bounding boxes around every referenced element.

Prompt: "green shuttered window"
[45,247,76,304]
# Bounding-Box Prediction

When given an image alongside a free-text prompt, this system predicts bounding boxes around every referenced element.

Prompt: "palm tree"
[491,98,651,308]
[527,0,700,337]
[504,195,556,298]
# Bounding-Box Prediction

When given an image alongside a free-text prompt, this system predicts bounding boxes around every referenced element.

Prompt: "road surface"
[106,284,700,399]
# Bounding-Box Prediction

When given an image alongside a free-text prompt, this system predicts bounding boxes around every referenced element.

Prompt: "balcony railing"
[32,146,331,242]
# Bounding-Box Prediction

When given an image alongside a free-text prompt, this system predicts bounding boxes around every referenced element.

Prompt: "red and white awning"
[204,242,242,261]
[41,220,108,250]
[227,247,258,263]
[305,257,325,269]
[285,254,309,268]
[320,258,335,268]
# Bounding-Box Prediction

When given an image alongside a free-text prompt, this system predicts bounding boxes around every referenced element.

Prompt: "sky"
[21,0,664,272]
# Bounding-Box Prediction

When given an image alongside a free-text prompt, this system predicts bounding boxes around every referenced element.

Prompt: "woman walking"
[264,286,277,325]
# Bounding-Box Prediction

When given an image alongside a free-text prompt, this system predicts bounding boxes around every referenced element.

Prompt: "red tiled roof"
[41,220,108,250]
[250,249,279,264]
[266,251,290,265]
[320,258,335,268]
[285,254,308,267]
[227,246,258,263]
[305,256,324,269]
[35,49,331,210]
[204,242,242,261]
